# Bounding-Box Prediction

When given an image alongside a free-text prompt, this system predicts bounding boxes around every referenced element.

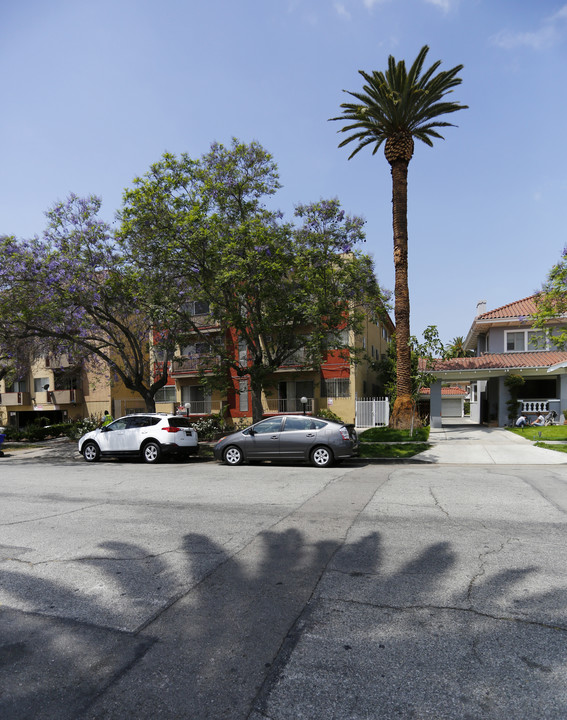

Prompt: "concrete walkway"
[415,417,567,464]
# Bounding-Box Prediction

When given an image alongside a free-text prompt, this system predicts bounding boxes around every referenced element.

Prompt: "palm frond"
[330,44,467,161]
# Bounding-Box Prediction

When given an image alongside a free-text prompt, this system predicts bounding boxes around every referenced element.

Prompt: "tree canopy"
[0,196,174,410]
[120,139,387,421]
[1,140,387,420]
[533,248,567,348]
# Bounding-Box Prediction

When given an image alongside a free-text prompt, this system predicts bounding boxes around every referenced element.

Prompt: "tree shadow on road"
[2,527,567,719]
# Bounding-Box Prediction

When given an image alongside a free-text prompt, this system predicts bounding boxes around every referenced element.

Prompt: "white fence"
[355,397,389,428]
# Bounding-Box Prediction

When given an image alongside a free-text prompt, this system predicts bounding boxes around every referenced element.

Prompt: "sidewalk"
[414,417,567,464]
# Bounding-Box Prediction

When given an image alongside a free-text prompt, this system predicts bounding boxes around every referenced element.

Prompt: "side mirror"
[248,428,256,436]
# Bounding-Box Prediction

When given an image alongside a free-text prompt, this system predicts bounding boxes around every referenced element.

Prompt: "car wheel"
[310,446,333,468]
[82,441,100,463]
[224,445,243,466]
[142,441,162,464]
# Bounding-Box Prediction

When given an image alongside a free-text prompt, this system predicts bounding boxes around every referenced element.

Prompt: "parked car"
[213,414,358,468]
[78,413,199,464]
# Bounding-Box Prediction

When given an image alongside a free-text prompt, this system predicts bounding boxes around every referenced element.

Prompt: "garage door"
[442,398,462,417]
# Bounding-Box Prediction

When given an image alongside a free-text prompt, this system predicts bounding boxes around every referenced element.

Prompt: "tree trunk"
[250,376,264,424]
[389,159,416,429]
[144,391,156,413]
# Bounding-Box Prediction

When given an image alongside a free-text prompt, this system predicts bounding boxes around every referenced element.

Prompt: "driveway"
[415,417,567,464]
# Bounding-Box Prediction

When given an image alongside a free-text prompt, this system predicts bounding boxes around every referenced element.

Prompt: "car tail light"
[163,426,182,433]
[339,427,349,440]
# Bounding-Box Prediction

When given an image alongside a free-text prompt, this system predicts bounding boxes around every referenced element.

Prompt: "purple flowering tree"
[0,196,177,412]
[119,139,388,422]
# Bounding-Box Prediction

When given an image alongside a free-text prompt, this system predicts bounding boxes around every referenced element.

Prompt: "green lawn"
[358,426,430,442]
[535,442,567,454]
[508,426,567,441]
[358,442,430,459]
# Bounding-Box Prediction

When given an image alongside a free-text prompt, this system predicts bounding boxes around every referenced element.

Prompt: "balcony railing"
[0,392,31,406]
[263,397,314,414]
[171,355,221,376]
[33,389,83,405]
[279,348,307,367]
[519,399,559,414]
[178,400,222,415]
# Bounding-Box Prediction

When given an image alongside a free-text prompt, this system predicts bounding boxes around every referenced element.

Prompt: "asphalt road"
[1,445,567,719]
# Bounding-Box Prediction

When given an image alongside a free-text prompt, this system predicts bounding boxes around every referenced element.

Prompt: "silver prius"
[213,414,358,468]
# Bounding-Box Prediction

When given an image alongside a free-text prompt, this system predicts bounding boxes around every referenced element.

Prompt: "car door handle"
[271,435,278,439]
[306,433,315,437]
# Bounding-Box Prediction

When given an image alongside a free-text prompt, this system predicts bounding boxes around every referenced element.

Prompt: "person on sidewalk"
[101,410,113,427]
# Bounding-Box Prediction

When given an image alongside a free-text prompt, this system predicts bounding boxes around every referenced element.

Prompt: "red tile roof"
[477,295,538,320]
[429,351,567,372]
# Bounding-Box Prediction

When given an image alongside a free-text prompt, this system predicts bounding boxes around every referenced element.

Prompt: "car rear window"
[169,417,193,428]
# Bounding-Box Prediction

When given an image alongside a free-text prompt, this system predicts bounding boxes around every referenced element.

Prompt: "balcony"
[0,392,31,406]
[180,400,223,415]
[33,389,83,406]
[263,397,314,414]
[171,355,221,377]
[278,348,308,368]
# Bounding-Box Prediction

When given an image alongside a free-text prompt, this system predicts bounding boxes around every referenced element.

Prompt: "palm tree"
[331,45,467,428]
[446,336,472,358]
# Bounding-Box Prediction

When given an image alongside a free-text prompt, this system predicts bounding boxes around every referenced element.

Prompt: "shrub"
[315,408,345,424]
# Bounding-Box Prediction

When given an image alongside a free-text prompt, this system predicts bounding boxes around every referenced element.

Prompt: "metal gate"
[355,397,389,428]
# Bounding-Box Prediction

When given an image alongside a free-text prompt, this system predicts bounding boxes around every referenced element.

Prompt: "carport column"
[498,375,509,427]
[430,380,442,428]
[560,374,567,423]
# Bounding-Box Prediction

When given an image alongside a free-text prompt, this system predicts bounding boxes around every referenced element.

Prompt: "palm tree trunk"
[389,159,416,429]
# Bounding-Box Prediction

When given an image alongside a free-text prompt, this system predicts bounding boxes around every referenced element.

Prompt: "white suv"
[78,413,199,464]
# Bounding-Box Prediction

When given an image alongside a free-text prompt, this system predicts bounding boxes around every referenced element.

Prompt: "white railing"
[264,397,313,413]
[355,397,389,428]
[520,399,553,414]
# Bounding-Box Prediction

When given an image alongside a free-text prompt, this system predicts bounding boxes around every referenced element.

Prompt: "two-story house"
[427,296,567,427]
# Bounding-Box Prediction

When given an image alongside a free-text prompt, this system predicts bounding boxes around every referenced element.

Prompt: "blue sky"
[2,0,567,345]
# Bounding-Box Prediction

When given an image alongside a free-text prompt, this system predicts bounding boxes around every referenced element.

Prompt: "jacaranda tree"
[0,196,177,411]
[331,45,467,428]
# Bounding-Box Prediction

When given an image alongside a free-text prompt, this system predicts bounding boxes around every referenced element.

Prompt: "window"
[506,332,524,352]
[248,417,283,434]
[34,377,50,392]
[7,380,27,392]
[105,418,128,431]
[283,416,315,431]
[181,384,212,413]
[239,379,249,412]
[326,329,349,348]
[470,383,477,403]
[184,300,210,316]
[321,378,350,398]
[506,330,548,352]
[54,372,80,391]
[125,416,159,429]
[238,339,248,367]
[528,330,546,350]
[155,386,176,403]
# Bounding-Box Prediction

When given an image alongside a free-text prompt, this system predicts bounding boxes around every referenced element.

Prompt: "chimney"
[476,300,487,317]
